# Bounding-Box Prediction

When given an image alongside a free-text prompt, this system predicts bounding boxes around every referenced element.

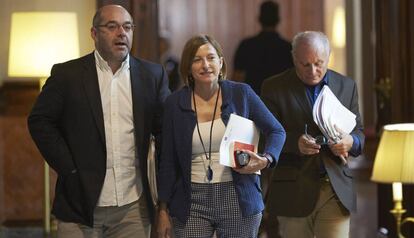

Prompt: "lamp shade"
[8,12,80,78]
[371,123,414,183]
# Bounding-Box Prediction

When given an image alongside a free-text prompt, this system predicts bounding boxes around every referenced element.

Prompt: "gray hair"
[291,31,330,58]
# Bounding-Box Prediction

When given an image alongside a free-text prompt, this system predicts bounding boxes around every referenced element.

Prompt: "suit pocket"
[343,167,354,179]
[272,167,299,181]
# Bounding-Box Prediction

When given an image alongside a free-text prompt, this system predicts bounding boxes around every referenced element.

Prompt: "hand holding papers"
[219,114,260,173]
[312,86,356,164]
[312,86,356,140]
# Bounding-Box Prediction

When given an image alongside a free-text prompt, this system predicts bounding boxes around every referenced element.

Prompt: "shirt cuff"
[260,153,274,168]
[349,134,361,156]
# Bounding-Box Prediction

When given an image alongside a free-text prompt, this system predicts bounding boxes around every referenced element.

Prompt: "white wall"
[1,0,96,85]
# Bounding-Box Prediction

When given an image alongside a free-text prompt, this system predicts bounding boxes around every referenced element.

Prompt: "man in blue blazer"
[261,31,364,238]
[28,5,169,238]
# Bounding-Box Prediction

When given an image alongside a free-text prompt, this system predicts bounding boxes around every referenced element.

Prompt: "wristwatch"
[260,153,274,168]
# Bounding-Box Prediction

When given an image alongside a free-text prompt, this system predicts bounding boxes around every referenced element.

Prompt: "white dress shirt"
[94,51,143,207]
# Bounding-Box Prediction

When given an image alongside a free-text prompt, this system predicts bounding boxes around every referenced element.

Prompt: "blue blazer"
[157,80,286,223]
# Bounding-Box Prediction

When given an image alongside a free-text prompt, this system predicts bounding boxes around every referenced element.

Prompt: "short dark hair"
[259,1,280,27]
[180,34,227,87]
[92,8,103,27]
[92,5,132,27]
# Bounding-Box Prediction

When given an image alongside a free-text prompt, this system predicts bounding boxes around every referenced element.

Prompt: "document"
[312,86,356,142]
[219,113,259,168]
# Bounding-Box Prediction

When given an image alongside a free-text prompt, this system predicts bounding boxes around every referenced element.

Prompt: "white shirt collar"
[94,50,130,74]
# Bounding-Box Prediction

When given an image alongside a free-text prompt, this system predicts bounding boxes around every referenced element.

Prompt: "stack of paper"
[312,86,356,142]
[219,114,259,169]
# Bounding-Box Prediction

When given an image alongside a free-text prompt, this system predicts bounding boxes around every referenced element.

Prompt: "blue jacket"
[157,80,286,223]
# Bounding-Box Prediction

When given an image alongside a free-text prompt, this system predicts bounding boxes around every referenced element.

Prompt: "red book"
[232,141,255,168]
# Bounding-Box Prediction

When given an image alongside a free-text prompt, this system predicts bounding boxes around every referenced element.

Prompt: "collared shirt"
[305,72,329,106]
[305,72,361,156]
[94,50,142,207]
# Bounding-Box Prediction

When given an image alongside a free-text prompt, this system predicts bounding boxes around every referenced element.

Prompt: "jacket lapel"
[326,70,341,98]
[81,53,106,146]
[129,57,145,157]
[219,80,232,124]
[176,87,196,175]
[290,72,314,122]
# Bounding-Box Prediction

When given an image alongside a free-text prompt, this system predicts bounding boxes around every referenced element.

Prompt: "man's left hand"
[328,126,353,162]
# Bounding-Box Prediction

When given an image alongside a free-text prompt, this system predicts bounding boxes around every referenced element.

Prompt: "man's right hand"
[298,134,321,155]
[156,206,172,238]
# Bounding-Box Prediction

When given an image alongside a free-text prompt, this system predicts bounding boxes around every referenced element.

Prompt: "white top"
[191,118,233,183]
[94,51,142,207]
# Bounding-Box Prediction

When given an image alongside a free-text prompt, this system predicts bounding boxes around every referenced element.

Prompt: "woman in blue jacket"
[156,34,286,238]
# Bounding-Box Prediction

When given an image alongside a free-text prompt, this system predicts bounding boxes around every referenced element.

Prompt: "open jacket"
[157,80,286,223]
[28,52,170,226]
[261,68,365,217]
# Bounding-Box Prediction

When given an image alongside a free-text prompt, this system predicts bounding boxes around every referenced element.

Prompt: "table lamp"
[371,123,414,238]
[8,12,80,234]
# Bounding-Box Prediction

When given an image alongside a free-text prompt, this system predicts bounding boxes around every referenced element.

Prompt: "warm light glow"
[384,123,414,131]
[8,12,80,77]
[328,51,335,69]
[392,182,403,201]
[371,123,414,183]
[332,6,346,48]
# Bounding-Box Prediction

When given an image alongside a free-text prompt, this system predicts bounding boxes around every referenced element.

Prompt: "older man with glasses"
[261,31,364,238]
[28,4,170,238]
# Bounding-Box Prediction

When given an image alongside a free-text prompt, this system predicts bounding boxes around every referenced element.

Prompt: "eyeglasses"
[305,124,329,145]
[95,22,135,32]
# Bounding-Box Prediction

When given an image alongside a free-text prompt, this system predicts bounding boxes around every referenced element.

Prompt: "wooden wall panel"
[96,0,324,73]
[359,0,376,133]
[278,0,324,38]
[0,117,4,223]
[0,83,45,224]
[1,117,43,221]
[159,0,324,77]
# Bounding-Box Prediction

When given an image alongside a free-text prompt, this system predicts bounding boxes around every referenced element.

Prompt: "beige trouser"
[277,177,350,238]
[57,195,151,238]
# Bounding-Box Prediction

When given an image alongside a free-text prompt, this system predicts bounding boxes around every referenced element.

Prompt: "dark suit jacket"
[261,68,364,217]
[157,80,286,223]
[28,52,170,227]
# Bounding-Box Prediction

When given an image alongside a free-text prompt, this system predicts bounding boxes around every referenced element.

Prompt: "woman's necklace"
[192,85,221,183]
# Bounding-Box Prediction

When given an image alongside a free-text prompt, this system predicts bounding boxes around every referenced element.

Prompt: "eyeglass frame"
[305,124,329,145]
[94,21,135,32]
